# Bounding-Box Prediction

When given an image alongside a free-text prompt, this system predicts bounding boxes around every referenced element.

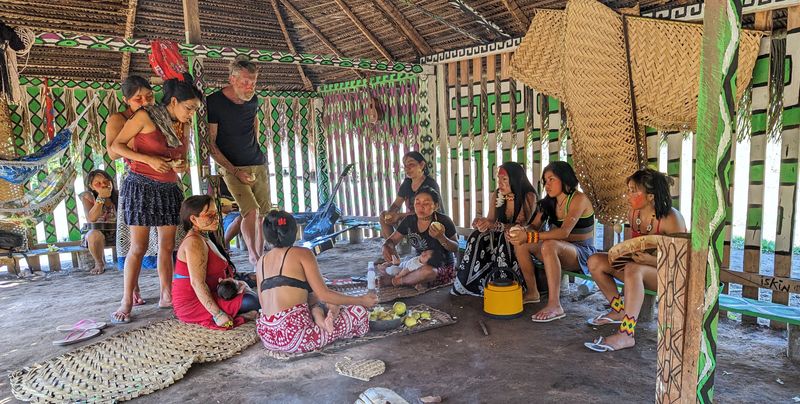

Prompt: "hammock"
[0,95,95,185]
[0,98,95,220]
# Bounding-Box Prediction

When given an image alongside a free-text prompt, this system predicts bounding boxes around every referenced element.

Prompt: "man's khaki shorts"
[221,165,271,217]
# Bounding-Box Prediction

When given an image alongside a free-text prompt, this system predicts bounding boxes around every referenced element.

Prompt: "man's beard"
[236,90,255,101]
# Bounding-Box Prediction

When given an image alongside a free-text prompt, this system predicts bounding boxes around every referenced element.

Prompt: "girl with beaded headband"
[583,168,686,352]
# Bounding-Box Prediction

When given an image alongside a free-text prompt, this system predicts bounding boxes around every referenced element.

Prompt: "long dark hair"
[627,168,674,219]
[495,162,537,224]
[161,73,204,106]
[538,161,580,225]
[121,75,151,99]
[403,151,430,177]
[264,210,297,248]
[180,195,235,268]
[85,170,118,207]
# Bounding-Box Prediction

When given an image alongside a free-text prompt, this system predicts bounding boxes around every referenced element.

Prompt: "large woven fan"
[510,0,764,223]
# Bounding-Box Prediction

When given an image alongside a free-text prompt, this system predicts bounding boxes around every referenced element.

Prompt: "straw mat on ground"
[329,280,454,303]
[263,304,455,361]
[9,320,258,403]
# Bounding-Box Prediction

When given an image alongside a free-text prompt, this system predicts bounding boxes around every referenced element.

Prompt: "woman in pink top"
[109,73,203,323]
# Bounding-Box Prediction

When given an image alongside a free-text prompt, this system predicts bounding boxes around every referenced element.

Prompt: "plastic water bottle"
[367,262,376,290]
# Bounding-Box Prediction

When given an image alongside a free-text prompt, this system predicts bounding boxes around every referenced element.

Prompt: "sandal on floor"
[56,319,107,332]
[53,328,101,346]
[584,336,616,352]
[523,297,541,305]
[587,313,622,326]
[531,311,566,323]
[110,311,131,324]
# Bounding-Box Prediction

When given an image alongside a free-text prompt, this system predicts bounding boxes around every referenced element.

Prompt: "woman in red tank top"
[584,168,686,352]
[173,196,260,329]
[109,74,203,324]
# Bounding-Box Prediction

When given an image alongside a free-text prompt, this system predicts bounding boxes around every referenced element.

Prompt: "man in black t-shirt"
[208,58,270,266]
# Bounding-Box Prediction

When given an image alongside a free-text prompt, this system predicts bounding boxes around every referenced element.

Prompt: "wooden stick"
[479,320,489,336]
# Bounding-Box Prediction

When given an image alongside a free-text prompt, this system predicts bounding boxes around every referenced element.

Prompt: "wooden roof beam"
[279,0,363,79]
[373,0,433,56]
[332,0,394,62]
[119,0,139,80]
[447,0,510,40]
[499,0,530,34]
[271,0,313,90]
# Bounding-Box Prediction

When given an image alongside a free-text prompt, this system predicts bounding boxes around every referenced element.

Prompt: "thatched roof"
[2,0,734,90]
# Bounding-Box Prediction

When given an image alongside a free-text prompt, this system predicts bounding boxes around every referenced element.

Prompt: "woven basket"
[510,9,565,100]
[10,320,258,403]
[510,0,765,223]
[561,0,642,224]
[627,17,764,131]
[335,358,386,381]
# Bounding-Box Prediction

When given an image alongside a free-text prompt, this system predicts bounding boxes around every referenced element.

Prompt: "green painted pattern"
[299,99,312,209]
[96,91,116,178]
[8,104,26,157]
[258,99,269,154]
[315,103,329,204]
[751,111,767,135]
[751,56,791,87]
[271,98,285,210]
[745,206,763,229]
[286,100,299,212]
[448,90,525,136]
[50,87,81,242]
[783,105,800,127]
[748,161,765,184]
[690,0,740,400]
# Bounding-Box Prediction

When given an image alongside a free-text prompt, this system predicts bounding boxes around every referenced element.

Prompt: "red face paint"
[628,191,647,210]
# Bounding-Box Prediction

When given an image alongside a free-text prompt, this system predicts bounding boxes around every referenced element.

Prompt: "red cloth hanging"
[148,40,188,81]
[43,79,55,140]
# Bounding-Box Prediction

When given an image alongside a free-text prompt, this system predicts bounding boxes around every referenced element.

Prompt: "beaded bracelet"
[526,230,540,244]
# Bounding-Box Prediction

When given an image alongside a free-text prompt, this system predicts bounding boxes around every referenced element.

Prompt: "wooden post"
[771,6,800,329]
[655,235,703,402]
[683,0,741,400]
[182,0,207,194]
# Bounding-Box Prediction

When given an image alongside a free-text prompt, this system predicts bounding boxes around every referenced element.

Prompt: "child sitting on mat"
[217,277,255,300]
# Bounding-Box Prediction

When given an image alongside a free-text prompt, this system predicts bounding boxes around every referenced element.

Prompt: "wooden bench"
[563,269,800,361]
[3,241,117,275]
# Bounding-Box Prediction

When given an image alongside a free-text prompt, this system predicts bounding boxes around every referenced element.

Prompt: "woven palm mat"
[264,304,455,361]
[9,320,258,403]
[328,280,453,303]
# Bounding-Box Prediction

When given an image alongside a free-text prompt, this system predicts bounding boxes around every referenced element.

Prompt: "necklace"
[173,121,185,138]
[418,214,433,221]
[635,211,656,234]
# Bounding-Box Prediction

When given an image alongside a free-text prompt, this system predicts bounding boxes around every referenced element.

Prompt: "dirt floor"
[1,238,799,403]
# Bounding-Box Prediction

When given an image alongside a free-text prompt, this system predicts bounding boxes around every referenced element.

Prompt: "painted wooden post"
[742,33,773,325]
[655,234,703,402]
[183,0,203,196]
[313,98,329,205]
[771,7,800,329]
[687,0,741,400]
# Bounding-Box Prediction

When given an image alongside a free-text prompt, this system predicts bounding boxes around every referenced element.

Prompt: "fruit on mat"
[420,311,431,320]
[393,302,407,316]
[404,317,418,328]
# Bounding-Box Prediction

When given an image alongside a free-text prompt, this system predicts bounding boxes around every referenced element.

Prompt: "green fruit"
[404,317,418,328]
[420,311,431,320]
[393,302,407,316]
[369,312,378,321]
[411,312,421,320]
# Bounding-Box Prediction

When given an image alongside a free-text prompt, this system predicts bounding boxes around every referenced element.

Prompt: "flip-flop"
[56,319,107,332]
[584,336,616,352]
[132,293,146,306]
[523,297,541,305]
[53,328,101,346]
[587,313,622,326]
[110,311,131,324]
[531,312,566,323]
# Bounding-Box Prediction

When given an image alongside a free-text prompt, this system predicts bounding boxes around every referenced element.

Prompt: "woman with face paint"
[379,151,443,239]
[583,168,686,352]
[172,196,260,329]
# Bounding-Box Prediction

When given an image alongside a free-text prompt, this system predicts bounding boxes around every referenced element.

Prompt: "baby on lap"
[380,249,445,287]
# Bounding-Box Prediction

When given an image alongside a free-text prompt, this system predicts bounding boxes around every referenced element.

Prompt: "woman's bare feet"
[598,332,636,351]
[532,304,565,322]
[132,291,146,306]
[523,291,541,304]
[158,290,172,309]
[111,299,133,324]
[90,261,106,275]
[323,304,341,333]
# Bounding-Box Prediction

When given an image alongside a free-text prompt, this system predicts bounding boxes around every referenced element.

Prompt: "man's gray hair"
[229,56,258,76]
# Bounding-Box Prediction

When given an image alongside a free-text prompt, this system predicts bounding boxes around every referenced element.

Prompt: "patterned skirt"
[451,230,526,297]
[256,303,369,353]
[120,172,183,227]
